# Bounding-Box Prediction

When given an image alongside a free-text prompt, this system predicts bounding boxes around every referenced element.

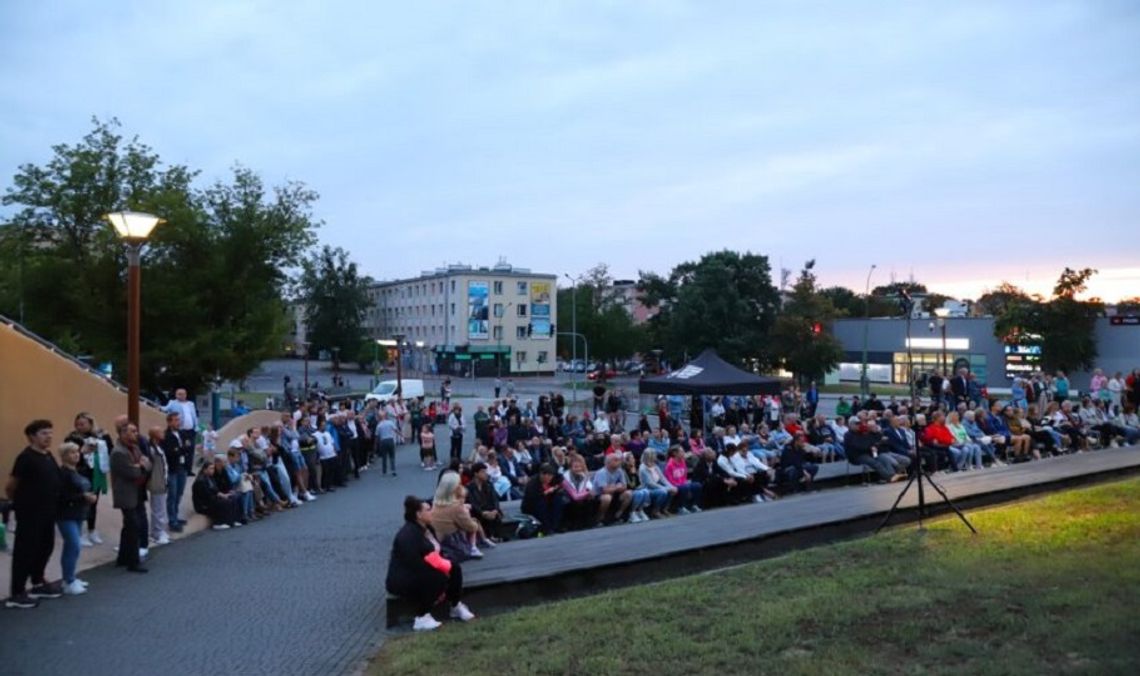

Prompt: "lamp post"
[392,333,406,397]
[859,263,877,397]
[106,211,163,424]
[933,309,949,374]
[564,273,582,404]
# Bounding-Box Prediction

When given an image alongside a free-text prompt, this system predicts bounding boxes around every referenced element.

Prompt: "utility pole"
[860,263,877,397]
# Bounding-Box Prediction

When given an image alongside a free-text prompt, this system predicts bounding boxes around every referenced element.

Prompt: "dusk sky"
[2,1,1138,301]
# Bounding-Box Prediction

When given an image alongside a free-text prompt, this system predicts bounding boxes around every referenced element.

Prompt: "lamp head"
[105,211,163,243]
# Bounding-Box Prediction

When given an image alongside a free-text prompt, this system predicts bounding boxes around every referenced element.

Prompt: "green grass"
[371,477,1140,676]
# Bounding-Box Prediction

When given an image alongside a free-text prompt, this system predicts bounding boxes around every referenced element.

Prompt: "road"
[0,441,445,676]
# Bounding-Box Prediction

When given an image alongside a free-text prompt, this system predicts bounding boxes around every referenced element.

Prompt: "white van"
[365,378,425,404]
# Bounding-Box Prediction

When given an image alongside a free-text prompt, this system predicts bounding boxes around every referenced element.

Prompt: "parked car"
[587,367,617,381]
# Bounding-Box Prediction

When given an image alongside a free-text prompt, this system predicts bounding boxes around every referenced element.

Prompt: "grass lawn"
[371,477,1140,675]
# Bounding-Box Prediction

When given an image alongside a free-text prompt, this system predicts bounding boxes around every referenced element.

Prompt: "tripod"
[876,293,976,535]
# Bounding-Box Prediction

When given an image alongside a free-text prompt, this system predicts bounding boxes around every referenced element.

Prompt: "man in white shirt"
[314,418,338,492]
[448,404,465,462]
[717,444,762,503]
[163,389,199,474]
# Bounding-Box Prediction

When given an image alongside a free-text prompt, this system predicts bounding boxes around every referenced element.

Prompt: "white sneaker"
[753,495,765,504]
[629,511,644,523]
[79,535,95,548]
[153,534,171,546]
[89,531,104,545]
[413,613,442,631]
[677,506,691,515]
[469,545,484,559]
[690,505,702,513]
[211,524,231,530]
[450,602,476,622]
[304,492,317,501]
[63,580,87,596]
[75,579,89,588]
[139,547,149,560]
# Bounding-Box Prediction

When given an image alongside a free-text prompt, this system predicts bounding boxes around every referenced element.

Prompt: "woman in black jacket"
[191,461,242,530]
[386,495,476,631]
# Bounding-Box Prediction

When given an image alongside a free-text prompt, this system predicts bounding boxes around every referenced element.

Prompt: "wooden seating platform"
[387,448,1140,627]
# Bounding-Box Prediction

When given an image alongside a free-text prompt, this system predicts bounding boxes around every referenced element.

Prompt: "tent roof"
[639,349,783,396]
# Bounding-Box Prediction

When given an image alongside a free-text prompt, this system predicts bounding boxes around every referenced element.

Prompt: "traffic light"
[812,322,822,336]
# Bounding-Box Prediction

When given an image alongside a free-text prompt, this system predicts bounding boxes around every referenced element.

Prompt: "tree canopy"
[639,250,780,369]
[299,245,374,368]
[989,269,1102,374]
[771,260,844,385]
[0,118,320,395]
[556,263,642,362]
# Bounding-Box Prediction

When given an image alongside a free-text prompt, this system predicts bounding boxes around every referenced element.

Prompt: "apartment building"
[363,261,558,376]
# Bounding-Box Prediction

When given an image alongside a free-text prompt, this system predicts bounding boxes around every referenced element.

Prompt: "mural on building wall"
[468,280,489,340]
[530,281,552,338]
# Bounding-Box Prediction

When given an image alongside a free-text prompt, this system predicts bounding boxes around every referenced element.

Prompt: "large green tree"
[638,250,780,369]
[772,261,844,385]
[989,269,1102,374]
[298,245,373,369]
[0,118,319,395]
[556,263,642,363]
[820,285,898,318]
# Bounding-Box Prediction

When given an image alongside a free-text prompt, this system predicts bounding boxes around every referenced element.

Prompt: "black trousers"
[352,438,369,475]
[320,458,338,490]
[406,564,463,616]
[450,434,463,461]
[10,511,55,596]
[117,507,141,568]
[207,496,242,526]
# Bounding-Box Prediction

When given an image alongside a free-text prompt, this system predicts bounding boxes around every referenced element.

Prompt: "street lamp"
[933,308,950,374]
[391,333,406,397]
[106,211,163,424]
[564,273,583,403]
[859,263,877,396]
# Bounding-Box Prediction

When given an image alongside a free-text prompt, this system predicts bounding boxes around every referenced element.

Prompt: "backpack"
[514,514,542,540]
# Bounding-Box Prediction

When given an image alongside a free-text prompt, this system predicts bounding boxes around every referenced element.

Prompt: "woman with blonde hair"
[57,441,97,594]
[431,471,487,559]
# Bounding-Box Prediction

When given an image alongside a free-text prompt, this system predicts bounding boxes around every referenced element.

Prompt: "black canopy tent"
[638,349,782,396]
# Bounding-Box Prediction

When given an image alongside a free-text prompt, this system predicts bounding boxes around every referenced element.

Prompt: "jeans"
[57,519,83,583]
[673,481,702,510]
[166,470,187,525]
[257,470,281,503]
[947,446,964,470]
[645,487,672,512]
[378,439,396,474]
[629,488,650,512]
[958,443,983,469]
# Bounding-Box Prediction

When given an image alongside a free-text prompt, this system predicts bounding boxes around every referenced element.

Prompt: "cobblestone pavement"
[0,443,443,676]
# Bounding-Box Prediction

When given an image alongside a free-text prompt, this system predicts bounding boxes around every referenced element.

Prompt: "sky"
[2,1,1138,301]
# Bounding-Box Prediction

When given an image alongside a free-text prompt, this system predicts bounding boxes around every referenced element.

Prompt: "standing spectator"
[448,404,465,461]
[163,388,199,475]
[160,412,190,533]
[950,368,970,407]
[804,381,820,417]
[110,422,150,573]
[64,413,110,547]
[314,417,338,493]
[6,420,63,609]
[1107,372,1125,412]
[419,424,437,471]
[928,369,945,406]
[494,376,502,399]
[1054,370,1070,402]
[376,411,399,477]
[146,427,171,546]
[56,441,96,595]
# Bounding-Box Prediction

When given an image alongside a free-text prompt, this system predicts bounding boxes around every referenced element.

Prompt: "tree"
[871,281,927,297]
[989,269,1102,374]
[556,263,643,363]
[638,250,780,369]
[771,261,844,385]
[976,282,1034,318]
[1115,297,1140,316]
[820,286,897,318]
[0,118,320,395]
[298,245,373,369]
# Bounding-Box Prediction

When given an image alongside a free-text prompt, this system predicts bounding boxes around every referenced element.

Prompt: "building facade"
[363,261,558,376]
[831,317,1140,391]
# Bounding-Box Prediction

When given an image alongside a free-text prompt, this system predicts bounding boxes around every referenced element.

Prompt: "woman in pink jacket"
[664,446,703,514]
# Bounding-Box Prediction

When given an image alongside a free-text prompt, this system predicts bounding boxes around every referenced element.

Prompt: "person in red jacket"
[921,411,958,472]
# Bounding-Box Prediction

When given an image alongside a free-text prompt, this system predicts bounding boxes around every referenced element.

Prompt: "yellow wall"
[0,322,166,473]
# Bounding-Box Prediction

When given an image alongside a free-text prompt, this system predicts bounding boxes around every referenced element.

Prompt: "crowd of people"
[7,366,1140,617]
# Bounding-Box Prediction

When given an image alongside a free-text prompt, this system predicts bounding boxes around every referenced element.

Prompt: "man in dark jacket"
[465,463,502,537]
[161,413,191,533]
[690,448,732,508]
[844,417,899,482]
[6,420,63,608]
[110,422,150,572]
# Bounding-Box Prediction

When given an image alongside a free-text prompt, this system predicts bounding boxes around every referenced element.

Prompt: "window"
[450,280,456,293]
[493,281,503,295]
[431,305,436,316]
[517,304,527,317]
[516,326,527,339]
[516,351,527,364]
[450,303,455,315]
[537,351,548,364]
[493,326,503,340]
[517,281,527,295]
[493,303,504,318]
